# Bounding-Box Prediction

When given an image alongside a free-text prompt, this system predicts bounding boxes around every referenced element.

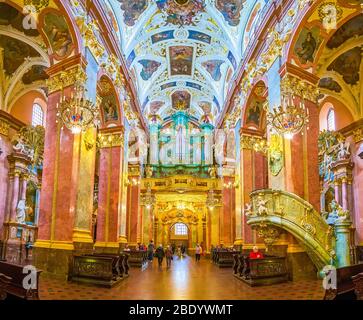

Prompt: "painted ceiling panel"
[108,0,265,125]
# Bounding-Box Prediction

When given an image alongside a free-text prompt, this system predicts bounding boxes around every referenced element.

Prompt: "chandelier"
[267,82,309,140]
[56,75,100,135]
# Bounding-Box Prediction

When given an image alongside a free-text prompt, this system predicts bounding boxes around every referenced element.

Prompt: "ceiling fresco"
[108,0,266,126]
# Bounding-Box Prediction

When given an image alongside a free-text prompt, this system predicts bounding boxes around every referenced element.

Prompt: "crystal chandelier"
[56,77,100,134]
[267,82,309,140]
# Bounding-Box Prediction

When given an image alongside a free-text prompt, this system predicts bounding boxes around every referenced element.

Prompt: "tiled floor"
[39,256,325,300]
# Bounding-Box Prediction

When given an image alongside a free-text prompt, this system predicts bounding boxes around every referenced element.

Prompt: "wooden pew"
[128,250,148,269]
[92,253,130,278]
[0,273,12,300]
[0,261,42,300]
[352,272,363,300]
[233,255,288,286]
[69,255,124,288]
[324,264,363,300]
[216,251,235,268]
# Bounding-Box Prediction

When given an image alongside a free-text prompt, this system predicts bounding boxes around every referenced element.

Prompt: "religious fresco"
[0,35,39,75]
[245,98,263,127]
[161,82,177,90]
[202,60,224,81]
[22,65,49,85]
[172,91,191,110]
[215,0,245,26]
[327,47,362,86]
[294,27,321,65]
[0,3,40,37]
[188,31,211,44]
[156,0,206,26]
[117,0,149,27]
[169,46,194,76]
[43,12,74,59]
[199,101,213,124]
[138,59,162,81]
[150,101,165,113]
[101,93,119,123]
[327,14,363,49]
[151,30,175,44]
[319,78,342,93]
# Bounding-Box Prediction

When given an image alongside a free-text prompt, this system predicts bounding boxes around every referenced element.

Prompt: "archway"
[169,222,190,253]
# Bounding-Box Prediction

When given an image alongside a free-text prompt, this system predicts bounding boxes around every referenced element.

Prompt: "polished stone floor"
[39,255,325,300]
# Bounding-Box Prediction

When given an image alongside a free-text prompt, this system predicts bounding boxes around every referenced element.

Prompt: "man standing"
[155,244,165,267]
[165,245,173,268]
[147,240,155,261]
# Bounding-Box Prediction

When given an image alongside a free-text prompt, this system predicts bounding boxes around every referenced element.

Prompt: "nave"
[38,255,324,300]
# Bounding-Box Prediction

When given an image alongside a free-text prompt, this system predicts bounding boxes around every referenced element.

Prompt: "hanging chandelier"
[56,76,100,134]
[267,81,309,140]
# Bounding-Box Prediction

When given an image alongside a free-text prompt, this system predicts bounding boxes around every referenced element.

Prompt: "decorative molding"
[46,65,86,94]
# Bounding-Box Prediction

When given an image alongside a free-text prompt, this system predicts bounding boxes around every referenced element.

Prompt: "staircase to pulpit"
[246,189,354,274]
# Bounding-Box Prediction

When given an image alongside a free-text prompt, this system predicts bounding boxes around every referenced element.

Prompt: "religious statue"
[256,197,269,216]
[336,140,351,161]
[208,165,217,179]
[326,200,350,225]
[244,203,253,217]
[16,200,27,224]
[145,165,153,178]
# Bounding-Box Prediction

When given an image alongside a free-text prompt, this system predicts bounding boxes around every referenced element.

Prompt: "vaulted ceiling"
[107,0,266,126]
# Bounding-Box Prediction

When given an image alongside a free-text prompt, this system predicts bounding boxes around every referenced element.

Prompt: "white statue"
[16,199,27,224]
[244,203,253,217]
[256,197,269,216]
[337,140,350,160]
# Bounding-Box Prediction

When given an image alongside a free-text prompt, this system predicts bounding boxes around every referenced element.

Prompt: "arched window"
[327,108,336,131]
[174,223,188,236]
[32,103,44,127]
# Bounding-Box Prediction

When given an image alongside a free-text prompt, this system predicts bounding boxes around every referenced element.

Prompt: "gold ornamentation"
[23,0,49,12]
[0,119,10,137]
[353,128,363,143]
[240,134,268,154]
[11,125,45,166]
[269,134,284,176]
[300,208,317,235]
[98,132,124,148]
[254,223,282,246]
[46,66,86,94]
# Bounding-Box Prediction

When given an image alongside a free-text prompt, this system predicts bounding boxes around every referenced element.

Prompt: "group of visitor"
[145,240,205,268]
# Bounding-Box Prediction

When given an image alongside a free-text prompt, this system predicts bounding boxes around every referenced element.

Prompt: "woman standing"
[195,244,202,262]
[147,240,155,261]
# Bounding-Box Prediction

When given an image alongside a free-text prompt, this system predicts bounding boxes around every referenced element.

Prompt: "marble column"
[10,170,21,222]
[34,64,98,276]
[335,220,353,267]
[95,128,124,253]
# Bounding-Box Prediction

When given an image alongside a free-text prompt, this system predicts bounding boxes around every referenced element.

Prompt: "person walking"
[165,245,173,268]
[155,244,165,267]
[147,240,155,261]
[195,243,202,262]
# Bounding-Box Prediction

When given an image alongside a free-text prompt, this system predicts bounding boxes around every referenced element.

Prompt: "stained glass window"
[174,223,188,236]
[327,108,336,131]
[32,103,44,127]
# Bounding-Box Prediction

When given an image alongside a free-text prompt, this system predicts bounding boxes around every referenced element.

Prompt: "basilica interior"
[0,0,363,301]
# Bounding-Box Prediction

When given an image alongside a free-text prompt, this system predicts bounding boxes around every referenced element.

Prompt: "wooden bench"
[128,250,148,268]
[69,255,125,288]
[0,273,12,300]
[216,251,235,268]
[92,253,130,278]
[324,264,363,300]
[0,261,42,300]
[352,272,363,300]
[233,255,288,286]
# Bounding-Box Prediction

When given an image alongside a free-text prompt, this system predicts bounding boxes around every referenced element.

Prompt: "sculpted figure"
[16,200,27,224]
[256,197,269,216]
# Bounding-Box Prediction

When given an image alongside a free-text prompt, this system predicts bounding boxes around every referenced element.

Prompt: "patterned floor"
[39,256,325,300]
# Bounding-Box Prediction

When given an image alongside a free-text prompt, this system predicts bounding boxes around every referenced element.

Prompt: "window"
[327,108,336,131]
[174,223,188,236]
[32,103,44,127]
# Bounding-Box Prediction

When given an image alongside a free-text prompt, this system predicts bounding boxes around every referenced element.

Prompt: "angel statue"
[336,140,350,161]
[256,196,269,216]
[16,200,27,224]
[326,200,350,225]
[244,203,253,217]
